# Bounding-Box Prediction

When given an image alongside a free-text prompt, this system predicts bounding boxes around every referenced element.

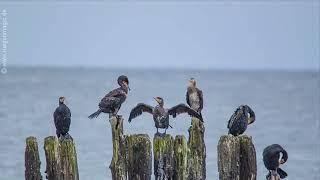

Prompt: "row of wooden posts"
[25,117,257,180]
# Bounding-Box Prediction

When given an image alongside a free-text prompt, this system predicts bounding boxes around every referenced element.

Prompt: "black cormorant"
[263,144,288,179]
[88,75,130,119]
[227,105,255,136]
[53,97,72,139]
[128,97,203,134]
[186,78,203,118]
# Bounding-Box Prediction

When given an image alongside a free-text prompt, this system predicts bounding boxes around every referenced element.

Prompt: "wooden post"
[44,136,79,180]
[239,136,257,180]
[25,136,42,180]
[217,135,257,180]
[188,117,206,180]
[173,135,188,180]
[44,136,61,180]
[217,135,240,180]
[109,116,127,180]
[59,138,79,180]
[153,134,174,180]
[127,134,152,180]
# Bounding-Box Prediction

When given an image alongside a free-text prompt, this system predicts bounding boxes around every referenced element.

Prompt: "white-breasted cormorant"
[227,105,255,136]
[53,97,72,139]
[263,144,288,179]
[186,78,203,118]
[88,75,130,119]
[128,97,203,134]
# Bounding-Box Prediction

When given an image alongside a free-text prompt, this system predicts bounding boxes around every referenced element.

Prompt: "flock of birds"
[53,75,288,179]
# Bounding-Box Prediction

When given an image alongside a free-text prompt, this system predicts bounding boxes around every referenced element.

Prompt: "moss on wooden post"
[217,135,240,180]
[25,136,42,180]
[217,135,257,180]
[188,117,206,180]
[109,116,127,180]
[44,136,79,180]
[44,136,61,180]
[127,134,152,180]
[59,138,79,180]
[173,135,188,180]
[153,134,174,180]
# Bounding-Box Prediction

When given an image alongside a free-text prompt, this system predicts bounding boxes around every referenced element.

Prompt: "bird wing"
[99,96,120,109]
[227,108,243,129]
[128,103,154,122]
[168,103,203,121]
[186,88,191,107]
[104,87,125,98]
[198,89,203,110]
[53,105,71,129]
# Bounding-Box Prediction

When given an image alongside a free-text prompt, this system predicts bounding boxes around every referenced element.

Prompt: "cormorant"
[128,97,203,134]
[53,97,72,139]
[88,75,130,119]
[263,144,288,179]
[186,78,203,118]
[227,105,255,136]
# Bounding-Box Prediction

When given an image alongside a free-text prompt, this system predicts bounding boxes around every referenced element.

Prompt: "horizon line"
[6,64,319,72]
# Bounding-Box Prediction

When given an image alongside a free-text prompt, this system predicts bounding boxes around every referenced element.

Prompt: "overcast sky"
[1,1,319,70]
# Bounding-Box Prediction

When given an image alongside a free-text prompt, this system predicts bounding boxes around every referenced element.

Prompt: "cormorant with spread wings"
[128,97,203,134]
[88,75,130,119]
[227,104,255,136]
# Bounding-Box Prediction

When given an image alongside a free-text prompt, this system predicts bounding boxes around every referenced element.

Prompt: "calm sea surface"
[0,67,319,180]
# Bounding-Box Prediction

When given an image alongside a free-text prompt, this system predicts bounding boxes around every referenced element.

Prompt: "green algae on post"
[109,116,127,180]
[25,136,42,180]
[188,117,206,180]
[153,133,174,179]
[127,134,152,180]
[174,135,188,180]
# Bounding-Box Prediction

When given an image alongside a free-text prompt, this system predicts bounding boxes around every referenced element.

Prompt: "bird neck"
[120,85,128,93]
[59,102,64,105]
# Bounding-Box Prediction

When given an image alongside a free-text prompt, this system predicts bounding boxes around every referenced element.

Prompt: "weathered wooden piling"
[109,117,127,180]
[217,135,257,180]
[153,134,174,180]
[127,134,152,180]
[188,117,206,180]
[59,138,79,180]
[44,136,79,180]
[44,136,61,180]
[25,136,42,180]
[173,135,188,180]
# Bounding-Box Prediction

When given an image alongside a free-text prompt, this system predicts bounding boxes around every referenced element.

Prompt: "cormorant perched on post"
[88,75,130,119]
[263,144,288,179]
[53,97,72,139]
[186,78,203,118]
[227,105,255,136]
[128,97,203,134]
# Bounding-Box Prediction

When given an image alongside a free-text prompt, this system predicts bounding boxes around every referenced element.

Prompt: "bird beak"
[128,86,131,91]
[153,97,158,103]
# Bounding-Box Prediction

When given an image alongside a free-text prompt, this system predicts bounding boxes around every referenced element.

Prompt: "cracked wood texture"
[25,136,42,180]
[44,136,79,180]
[127,134,152,180]
[109,116,127,180]
[153,134,174,180]
[188,117,206,180]
[217,135,256,180]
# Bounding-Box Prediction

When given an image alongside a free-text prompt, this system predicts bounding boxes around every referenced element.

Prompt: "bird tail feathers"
[277,168,288,179]
[88,109,102,119]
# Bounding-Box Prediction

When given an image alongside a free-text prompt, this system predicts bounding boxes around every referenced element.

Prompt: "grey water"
[0,67,319,180]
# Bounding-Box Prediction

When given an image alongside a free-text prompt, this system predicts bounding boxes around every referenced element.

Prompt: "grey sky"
[2,1,319,70]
